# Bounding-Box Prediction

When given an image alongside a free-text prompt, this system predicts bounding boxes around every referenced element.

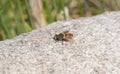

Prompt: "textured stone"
[0,11,120,74]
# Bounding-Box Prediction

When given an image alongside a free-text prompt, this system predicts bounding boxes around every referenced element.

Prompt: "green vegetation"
[0,0,120,40]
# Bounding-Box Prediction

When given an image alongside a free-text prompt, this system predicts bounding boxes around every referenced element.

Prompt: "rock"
[0,11,120,74]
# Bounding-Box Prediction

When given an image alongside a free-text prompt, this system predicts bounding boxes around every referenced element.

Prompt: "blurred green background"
[0,0,120,40]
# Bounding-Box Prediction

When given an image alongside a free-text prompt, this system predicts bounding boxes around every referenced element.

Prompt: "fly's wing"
[62,39,69,41]
[63,31,69,33]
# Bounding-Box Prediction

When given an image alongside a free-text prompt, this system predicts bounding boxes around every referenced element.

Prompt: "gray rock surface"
[0,11,120,74]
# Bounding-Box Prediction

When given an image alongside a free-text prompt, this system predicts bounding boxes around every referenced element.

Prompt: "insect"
[53,31,73,44]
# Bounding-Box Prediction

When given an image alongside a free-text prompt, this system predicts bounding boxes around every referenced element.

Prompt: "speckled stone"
[0,11,120,74]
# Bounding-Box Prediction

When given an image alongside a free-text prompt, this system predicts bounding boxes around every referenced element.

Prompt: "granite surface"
[0,11,120,74]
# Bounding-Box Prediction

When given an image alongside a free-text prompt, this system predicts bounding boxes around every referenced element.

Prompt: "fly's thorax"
[58,33,65,40]
[53,33,65,41]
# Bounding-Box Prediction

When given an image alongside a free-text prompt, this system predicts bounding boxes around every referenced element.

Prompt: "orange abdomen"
[65,33,73,39]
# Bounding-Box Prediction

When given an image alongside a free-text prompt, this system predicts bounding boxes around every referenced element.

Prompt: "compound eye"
[53,36,56,39]
[53,35,58,40]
